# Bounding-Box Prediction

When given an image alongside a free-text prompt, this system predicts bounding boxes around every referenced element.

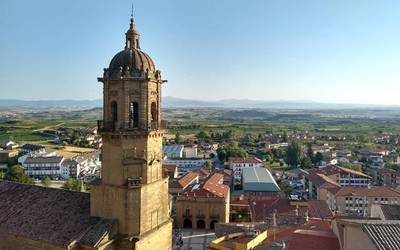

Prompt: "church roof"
[0,181,114,247]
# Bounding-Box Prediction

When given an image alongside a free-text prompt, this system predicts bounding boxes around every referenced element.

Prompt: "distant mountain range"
[0,99,103,108]
[162,97,400,109]
[0,97,398,110]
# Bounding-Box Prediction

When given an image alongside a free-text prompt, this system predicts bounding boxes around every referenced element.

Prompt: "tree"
[41,176,51,187]
[282,132,288,142]
[306,143,315,163]
[217,143,248,162]
[301,156,313,169]
[286,141,302,167]
[196,130,210,139]
[338,162,362,172]
[315,152,324,164]
[5,165,34,184]
[205,160,213,169]
[175,132,183,144]
[277,179,292,196]
[63,178,81,191]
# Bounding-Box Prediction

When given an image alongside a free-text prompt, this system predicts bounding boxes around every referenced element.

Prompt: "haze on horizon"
[0,0,399,105]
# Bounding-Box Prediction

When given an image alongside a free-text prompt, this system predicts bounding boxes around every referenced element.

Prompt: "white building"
[163,157,205,174]
[23,156,69,179]
[183,147,197,158]
[229,157,264,185]
[18,148,57,164]
[163,144,184,158]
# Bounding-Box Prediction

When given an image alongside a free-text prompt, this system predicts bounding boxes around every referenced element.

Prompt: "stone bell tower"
[90,15,172,250]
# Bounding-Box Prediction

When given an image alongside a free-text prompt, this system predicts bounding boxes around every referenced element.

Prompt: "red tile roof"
[206,173,224,184]
[229,157,263,164]
[333,186,400,197]
[177,172,199,188]
[180,173,230,199]
[162,164,177,173]
[307,165,370,178]
[287,229,340,250]
[0,181,112,247]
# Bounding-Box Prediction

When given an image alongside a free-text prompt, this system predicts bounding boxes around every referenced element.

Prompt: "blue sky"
[0,0,399,104]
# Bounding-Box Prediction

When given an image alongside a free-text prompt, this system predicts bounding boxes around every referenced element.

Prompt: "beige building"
[176,173,230,230]
[0,15,171,250]
[326,186,400,217]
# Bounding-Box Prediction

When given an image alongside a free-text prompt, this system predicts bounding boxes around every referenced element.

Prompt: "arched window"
[151,102,157,123]
[110,101,118,122]
[129,102,139,128]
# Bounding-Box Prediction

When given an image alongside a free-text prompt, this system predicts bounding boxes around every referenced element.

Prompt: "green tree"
[205,160,213,169]
[315,152,324,163]
[217,143,248,162]
[175,132,183,144]
[282,132,288,142]
[196,130,210,139]
[306,143,315,163]
[286,141,302,167]
[271,148,286,159]
[338,162,362,172]
[277,179,292,196]
[301,156,313,169]
[223,129,238,140]
[63,178,81,191]
[41,176,51,187]
[5,165,34,184]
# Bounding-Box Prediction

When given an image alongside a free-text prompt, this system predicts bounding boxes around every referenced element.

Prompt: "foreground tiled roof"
[362,221,400,250]
[0,181,109,247]
[249,197,333,222]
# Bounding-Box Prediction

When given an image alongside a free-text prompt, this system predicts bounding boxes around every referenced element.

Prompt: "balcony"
[183,214,192,218]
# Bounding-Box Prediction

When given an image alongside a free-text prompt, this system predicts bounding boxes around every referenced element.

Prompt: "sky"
[0,0,400,105]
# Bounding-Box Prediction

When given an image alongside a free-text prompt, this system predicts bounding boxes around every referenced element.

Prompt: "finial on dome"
[125,3,140,50]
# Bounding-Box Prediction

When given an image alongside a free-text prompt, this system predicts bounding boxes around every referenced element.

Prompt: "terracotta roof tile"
[334,186,400,198]
[229,157,263,164]
[177,172,199,188]
[0,181,105,247]
[287,229,340,250]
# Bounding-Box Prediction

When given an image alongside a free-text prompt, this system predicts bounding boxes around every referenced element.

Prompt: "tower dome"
[106,17,156,79]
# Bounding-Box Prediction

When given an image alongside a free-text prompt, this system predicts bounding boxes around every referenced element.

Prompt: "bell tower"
[90,15,172,250]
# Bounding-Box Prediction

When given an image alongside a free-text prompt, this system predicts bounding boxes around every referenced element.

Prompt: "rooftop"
[287,229,340,250]
[163,144,184,155]
[24,156,64,164]
[0,181,114,247]
[229,157,263,164]
[333,186,400,198]
[242,167,280,192]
